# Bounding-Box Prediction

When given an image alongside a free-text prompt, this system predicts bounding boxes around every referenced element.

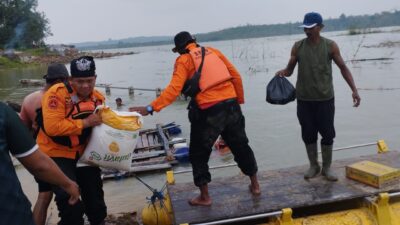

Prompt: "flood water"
[2,27,400,223]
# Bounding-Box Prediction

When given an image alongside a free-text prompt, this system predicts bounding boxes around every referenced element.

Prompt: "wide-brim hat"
[299,12,323,28]
[172,31,195,53]
[43,63,69,80]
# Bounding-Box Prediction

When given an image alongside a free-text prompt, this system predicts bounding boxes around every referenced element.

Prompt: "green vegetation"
[0,0,50,49]
[78,10,400,50]
[0,56,25,68]
[347,27,382,35]
[24,47,58,56]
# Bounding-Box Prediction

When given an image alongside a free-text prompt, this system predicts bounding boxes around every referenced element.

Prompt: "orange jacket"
[36,83,105,159]
[150,43,244,111]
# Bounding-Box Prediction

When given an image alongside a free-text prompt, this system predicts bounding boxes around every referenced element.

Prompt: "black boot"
[304,143,321,179]
[321,145,338,181]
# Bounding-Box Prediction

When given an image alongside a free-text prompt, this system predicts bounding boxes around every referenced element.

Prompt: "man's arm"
[275,44,298,77]
[18,149,80,205]
[4,104,80,204]
[331,41,361,107]
[130,59,189,116]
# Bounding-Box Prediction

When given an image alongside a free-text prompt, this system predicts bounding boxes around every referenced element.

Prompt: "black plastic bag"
[266,76,296,104]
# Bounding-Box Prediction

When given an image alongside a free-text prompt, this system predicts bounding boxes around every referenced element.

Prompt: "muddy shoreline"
[0,49,137,69]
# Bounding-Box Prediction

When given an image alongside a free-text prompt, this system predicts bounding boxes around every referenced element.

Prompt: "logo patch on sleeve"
[48,96,58,109]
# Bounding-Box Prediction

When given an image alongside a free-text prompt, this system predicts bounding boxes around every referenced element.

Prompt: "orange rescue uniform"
[150,43,245,111]
[36,83,105,159]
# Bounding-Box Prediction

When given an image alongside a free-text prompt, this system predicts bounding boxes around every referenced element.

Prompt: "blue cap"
[299,12,323,28]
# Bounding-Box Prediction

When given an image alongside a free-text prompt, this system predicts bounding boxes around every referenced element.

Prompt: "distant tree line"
[195,10,400,42]
[0,0,50,49]
[80,10,400,50]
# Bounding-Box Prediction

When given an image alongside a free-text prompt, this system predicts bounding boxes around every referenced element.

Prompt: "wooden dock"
[167,151,400,225]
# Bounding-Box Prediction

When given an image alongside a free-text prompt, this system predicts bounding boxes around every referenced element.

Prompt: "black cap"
[172,31,195,53]
[43,63,69,80]
[70,56,96,77]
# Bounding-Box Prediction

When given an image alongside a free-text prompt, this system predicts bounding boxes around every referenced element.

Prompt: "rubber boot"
[304,143,321,179]
[321,145,338,181]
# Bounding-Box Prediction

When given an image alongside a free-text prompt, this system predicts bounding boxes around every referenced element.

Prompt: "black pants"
[297,98,336,145]
[188,99,258,187]
[51,157,107,225]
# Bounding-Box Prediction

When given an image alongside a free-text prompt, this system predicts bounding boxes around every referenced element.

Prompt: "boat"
[142,140,400,225]
[101,122,188,180]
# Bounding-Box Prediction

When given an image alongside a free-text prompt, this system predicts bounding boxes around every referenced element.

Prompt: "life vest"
[36,82,103,148]
[189,47,232,92]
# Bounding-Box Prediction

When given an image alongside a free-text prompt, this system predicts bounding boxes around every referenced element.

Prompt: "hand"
[352,91,361,107]
[83,113,102,128]
[129,106,149,116]
[275,69,289,77]
[62,180,80,205]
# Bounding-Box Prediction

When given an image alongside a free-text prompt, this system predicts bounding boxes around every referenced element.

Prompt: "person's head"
[115,97,122,107]
[43,63,69,85]
[172,31,196,54]
[70,56,97,98]
[299,12,324,37]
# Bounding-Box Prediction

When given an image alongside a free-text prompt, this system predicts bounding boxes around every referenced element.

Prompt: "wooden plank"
[168,151,400,225]
[157,124,173,158]
[141,133,149,148]
[130,163,172,173]
[135,139,186,151]
[135,135,143,149]
[132,151,165,160]
[147,133,155,146]
[132,157,168,167]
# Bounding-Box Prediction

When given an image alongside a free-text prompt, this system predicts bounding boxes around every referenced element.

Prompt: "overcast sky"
[37,0,400,44]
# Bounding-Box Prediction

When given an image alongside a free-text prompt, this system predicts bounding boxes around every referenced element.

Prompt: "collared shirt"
[0,102,37,225]
[151,43,245,112]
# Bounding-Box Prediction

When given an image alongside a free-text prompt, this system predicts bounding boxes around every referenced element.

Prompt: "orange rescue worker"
[36,56,107,225]
[20,63,69,225]
[130,31,260,206]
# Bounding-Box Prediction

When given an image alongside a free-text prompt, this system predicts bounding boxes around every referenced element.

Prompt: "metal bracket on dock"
[317,139,389,154]
[166,170,175,185]
[377,139,388,153]
[365,192,400,225]
[271,208,294,225]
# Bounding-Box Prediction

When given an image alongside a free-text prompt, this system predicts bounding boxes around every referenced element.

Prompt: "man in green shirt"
[276,12,361,181]
[0,102,79,225]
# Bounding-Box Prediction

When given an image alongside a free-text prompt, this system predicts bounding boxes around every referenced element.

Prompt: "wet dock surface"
[167,151,400,225]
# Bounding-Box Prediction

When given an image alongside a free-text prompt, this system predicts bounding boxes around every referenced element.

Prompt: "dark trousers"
[297,98,336,145]
[188,99,258,187]
[51,157,107,225]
